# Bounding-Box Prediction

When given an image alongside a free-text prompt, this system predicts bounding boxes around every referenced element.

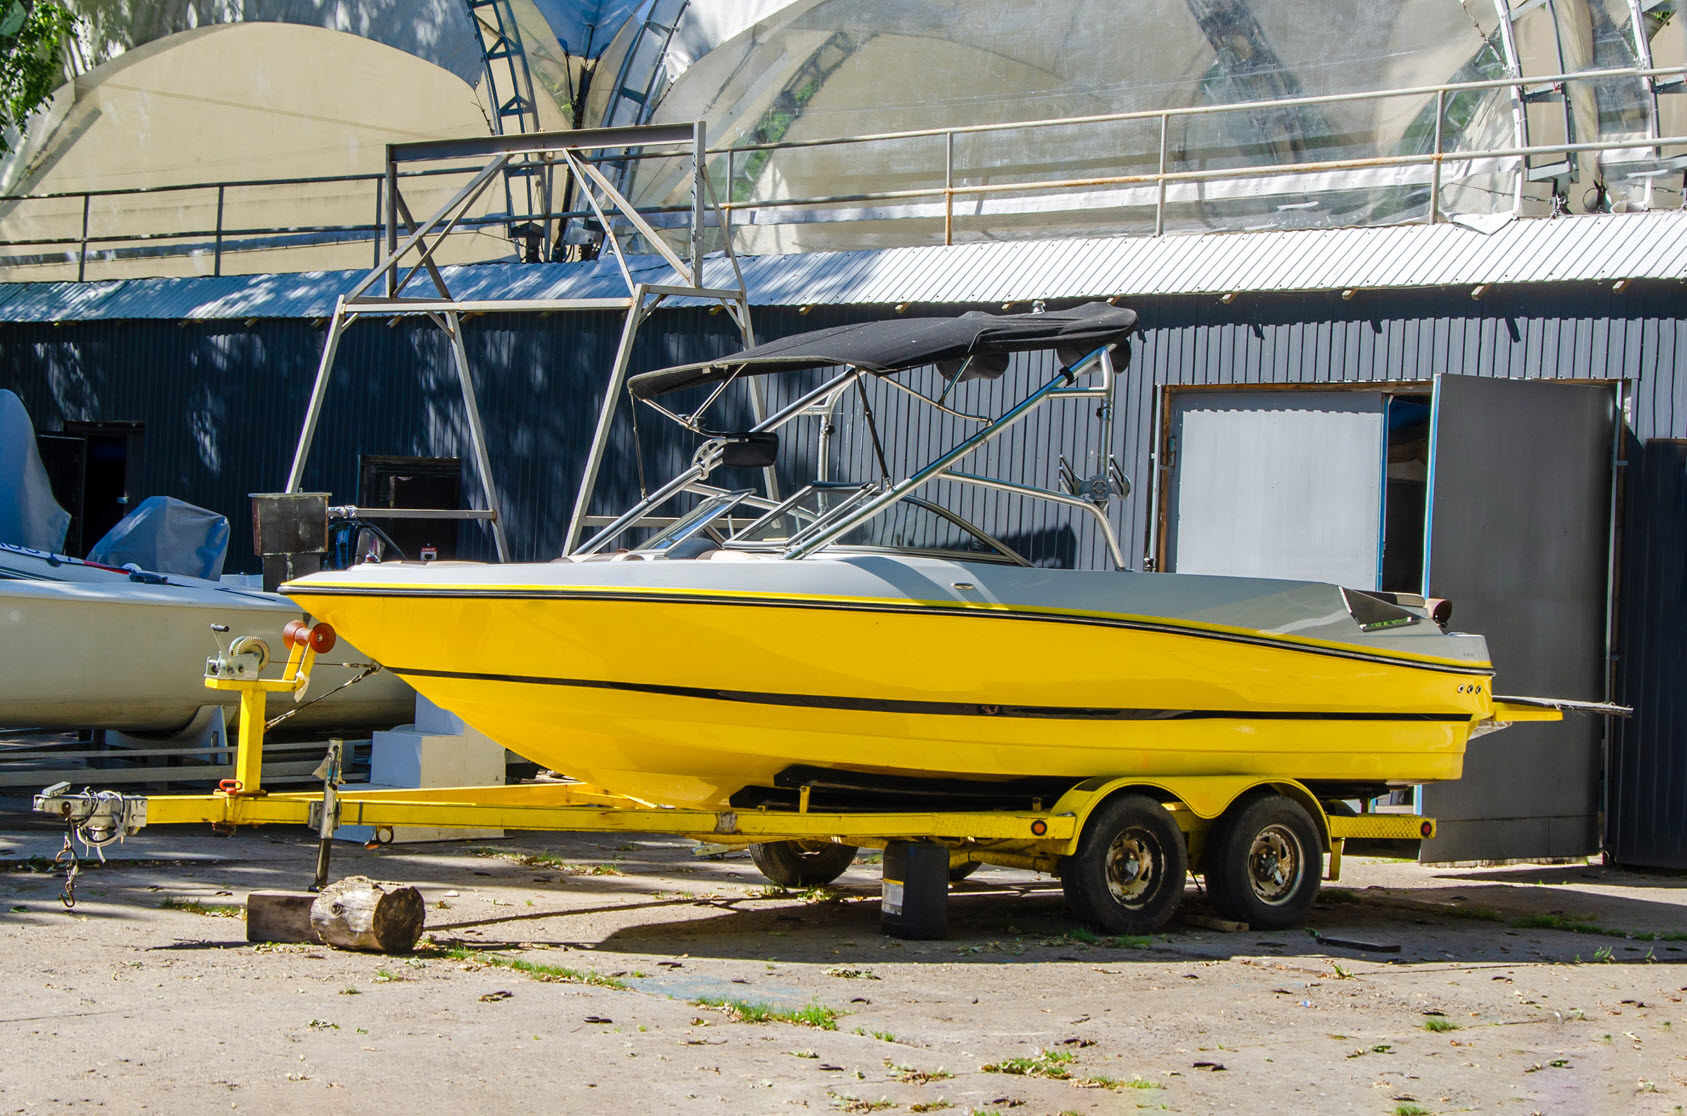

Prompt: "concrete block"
[338,720,506,844]
[247,891,318,944]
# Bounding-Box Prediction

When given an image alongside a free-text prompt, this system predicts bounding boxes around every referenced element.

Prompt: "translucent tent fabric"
[588,0,1687,250]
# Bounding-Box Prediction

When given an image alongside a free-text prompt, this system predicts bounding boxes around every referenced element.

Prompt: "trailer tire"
[1203,793,1322,930]
[1061,793,1187,934]
[750,840,858,887]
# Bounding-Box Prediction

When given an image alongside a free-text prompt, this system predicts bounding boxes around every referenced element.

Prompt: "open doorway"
[1380,394,1430,594]
[358,455,464,562]
[35,421,143,557]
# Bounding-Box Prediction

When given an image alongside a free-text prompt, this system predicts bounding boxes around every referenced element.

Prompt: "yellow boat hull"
[288,583,1493,810]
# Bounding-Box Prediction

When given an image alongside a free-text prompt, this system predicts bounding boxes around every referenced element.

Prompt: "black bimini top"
[627,301,1138,399]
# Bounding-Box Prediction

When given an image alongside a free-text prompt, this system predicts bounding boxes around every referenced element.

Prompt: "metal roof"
[1,211,1683,322]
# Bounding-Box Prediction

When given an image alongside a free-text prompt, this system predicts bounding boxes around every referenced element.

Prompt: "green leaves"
[2,0,78,155]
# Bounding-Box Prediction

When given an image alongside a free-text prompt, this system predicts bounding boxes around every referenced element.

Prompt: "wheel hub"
[1103,828,1157,905]
[1246,825,1301,905]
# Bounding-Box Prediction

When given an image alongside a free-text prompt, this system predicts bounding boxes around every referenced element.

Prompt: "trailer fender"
[1045,776,1332,857]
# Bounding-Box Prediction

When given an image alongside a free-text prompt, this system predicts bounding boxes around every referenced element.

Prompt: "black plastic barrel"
[881,841,948,940]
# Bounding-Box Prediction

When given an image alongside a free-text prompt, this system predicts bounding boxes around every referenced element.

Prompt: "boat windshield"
[730,484,1027,564]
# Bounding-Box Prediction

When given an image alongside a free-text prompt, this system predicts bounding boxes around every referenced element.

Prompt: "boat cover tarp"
[0,389,71,553]
[87,496,230,581]
[628,302,1138,398]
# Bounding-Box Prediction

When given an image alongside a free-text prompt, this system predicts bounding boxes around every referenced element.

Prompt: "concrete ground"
[1,806,1683,1115]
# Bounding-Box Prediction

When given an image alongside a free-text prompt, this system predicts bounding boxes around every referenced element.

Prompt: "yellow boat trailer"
[34,622,1561,938]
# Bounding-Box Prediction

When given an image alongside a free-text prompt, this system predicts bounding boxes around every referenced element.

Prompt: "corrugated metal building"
[3,212,1685,867]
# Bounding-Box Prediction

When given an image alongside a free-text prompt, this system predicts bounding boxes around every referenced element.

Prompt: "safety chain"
[55,832,79,909]
[265,663,381,731]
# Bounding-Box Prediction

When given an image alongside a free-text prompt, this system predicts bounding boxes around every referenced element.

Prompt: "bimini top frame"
[283,122,763,562]
[570,303,1138,568]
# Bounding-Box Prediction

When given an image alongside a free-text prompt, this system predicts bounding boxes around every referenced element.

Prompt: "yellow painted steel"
[287,587,1499,810]
[1327,813,1438,841]
[1489,701,1567,723]
[202,638,319,794]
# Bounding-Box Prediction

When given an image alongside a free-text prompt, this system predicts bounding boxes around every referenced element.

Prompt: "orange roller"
[308,622,337,654]
[282,619,311,651]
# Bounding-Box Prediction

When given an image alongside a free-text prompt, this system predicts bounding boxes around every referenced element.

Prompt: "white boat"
[0,388,411,736]
[0,541,414,734]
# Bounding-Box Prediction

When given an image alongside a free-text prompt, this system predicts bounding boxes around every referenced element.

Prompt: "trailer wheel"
[750,840,858,887]
[1061,793,1187,934]
[1204,793,1322,930]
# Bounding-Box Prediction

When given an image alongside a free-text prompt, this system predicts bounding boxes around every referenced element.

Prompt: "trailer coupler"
[33,782,151,908]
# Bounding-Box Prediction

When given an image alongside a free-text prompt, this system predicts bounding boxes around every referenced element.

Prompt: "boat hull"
[287,557,1494,809]
[1,573,414,734]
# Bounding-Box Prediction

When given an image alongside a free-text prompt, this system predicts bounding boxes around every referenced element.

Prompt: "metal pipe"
[384,151,398,299]
[691,120,707,288]
[784,349,1110,558]
[349,155,510,305]
[707,64,1687,154]
[944,131,954,246]
[76,193,89,282]
[565,288,649,554]
[213,185,225,277]
[941,470,1128,569]
[443,310,511,562]
[1430,89,1444,225]
[576,461,709,555]
[1154,113,1168,236]
[285,302,346,492]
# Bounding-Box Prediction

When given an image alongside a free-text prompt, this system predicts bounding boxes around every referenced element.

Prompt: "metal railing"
[1,62,1682,280]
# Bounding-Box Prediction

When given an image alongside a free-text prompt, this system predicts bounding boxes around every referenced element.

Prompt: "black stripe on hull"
[295,585,1496,678]
[390,665,1473,724]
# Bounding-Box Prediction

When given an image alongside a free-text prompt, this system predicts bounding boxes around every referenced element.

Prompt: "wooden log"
[246,891,317,944]
[308,876,425,953]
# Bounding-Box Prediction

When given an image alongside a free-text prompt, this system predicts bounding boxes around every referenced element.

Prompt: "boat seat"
[663,536,722,560]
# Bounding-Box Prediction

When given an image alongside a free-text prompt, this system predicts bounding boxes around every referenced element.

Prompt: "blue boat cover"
[0,390,71,553]
[87,496,230,581]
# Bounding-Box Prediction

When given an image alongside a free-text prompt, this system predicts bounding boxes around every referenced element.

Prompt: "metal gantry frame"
[570,345,1132,568]
[282,122,756,564]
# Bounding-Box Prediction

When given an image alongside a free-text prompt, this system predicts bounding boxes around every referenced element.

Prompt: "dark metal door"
[1419,374,1614,863]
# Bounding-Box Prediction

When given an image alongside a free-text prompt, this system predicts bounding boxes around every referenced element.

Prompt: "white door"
[1166,390,1386,587]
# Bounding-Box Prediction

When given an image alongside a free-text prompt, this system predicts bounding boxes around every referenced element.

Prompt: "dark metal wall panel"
[1612,440,1687,869]
[5,279,1687,863]
[1418,376,1614,862]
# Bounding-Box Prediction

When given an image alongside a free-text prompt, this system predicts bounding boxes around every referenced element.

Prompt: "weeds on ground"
[693,996,840,1029]
[1423,1018,1459,1033]
[160,897,242,917]
[908,1102,953,1112]
[826,967,880,980]
[1395,1105,1430,1116]
[442,945,627,989]
[982,1048,1076,1080]
[888,1061,953,1084]
[1412,903,1687,943]
[827,1093,895,1112]
[469,847,576,871]
[854,1027,896,1042]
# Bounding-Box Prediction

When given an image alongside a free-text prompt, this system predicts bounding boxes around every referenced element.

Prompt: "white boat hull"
[1,546,413,734]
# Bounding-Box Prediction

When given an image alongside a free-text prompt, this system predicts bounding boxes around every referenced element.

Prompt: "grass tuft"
[1423,1018,1459,1033]
[160,897,242,918]
[982,1048,1076,1080]
[444,945,627,989]
[693,996,840,1030]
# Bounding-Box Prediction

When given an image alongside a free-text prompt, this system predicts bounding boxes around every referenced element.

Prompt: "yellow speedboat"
[286,303,1502,813]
